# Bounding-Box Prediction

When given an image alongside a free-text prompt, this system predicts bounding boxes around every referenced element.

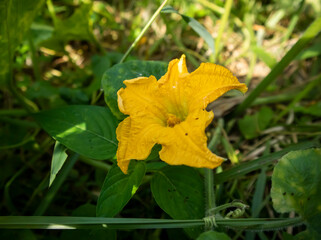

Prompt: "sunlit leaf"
[34,105,118,160]
[49,141,68,187]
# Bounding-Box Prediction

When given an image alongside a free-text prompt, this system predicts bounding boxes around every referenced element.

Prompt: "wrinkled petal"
[182,63,248,111]
[116,118,132,173]
[118,76,167,122]
[158,55,189,120]
[156,109,224,169]
[158,55,188,86]
[116,116,164,173]
[115,55,247,174]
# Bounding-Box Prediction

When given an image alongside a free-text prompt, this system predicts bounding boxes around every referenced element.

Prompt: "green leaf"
[295,39,321,60]
[151,166,204,238]
[294,101,321,117]
[26,81,59,100]
[49,141,68,187]
[271,148,321,233]
[258,107,274,130]
[33,105,118,160]
[251,167,267,217]
[294,228,321,240]
[0,0,45,79]
[238,106,273,139]
[238,115,257,139]
[251,46,277,68]
[86,54,112,93]
[96,161,146,217]
[197,231,231,240]
[162,5,215,54]
[55,2,94,42]
[30,23,54,46]
[59,87,89,104]
[101,60,167,119]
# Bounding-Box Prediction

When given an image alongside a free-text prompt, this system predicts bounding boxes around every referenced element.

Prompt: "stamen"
[167,114,181,127]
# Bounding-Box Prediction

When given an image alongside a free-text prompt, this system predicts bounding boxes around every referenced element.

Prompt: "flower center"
[166,114,182,127]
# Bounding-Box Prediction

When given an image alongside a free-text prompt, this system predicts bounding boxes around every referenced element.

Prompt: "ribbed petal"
[157,109,224,169]
[118,76,167,122]
[116,116,164,174]
[158,55,189,119]
[158,55,188,86]
[182,63,248,111]
[115,55,247,174]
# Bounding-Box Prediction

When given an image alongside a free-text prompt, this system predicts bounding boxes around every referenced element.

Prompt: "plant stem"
[119,0,169,63]
[0,109,28,116]
[197,0,224,15]
[5,1,38,113]
[208,201,248,215]
[204,169,215,216]
[46,0,58,26]
[0,216,303,231]
[208,118,223,151]
[79,156,112,172]
[214,0,233,62]
[204,119,224,218]
[28,34,41,82]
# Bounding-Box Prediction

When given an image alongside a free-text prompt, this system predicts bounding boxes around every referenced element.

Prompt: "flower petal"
[183,63,248,111]
[118,76,167,122]
[116,117,132,173]
[116,55,246,174]
[157,55,190,119]
[158,54,188,86]
[156,109,224,169]
[116,116,165,174]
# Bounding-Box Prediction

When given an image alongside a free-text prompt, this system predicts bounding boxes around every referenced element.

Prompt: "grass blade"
[234,16,321,116]
[214,140,320,184]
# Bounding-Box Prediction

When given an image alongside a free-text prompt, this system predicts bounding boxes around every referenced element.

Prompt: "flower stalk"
[0,216,304,231]
[204,119,224,218]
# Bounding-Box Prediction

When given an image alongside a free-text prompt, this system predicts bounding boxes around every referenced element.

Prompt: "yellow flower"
[116,55,247,174]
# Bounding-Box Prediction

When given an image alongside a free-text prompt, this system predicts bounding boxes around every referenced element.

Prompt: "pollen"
[166,114,181,127]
